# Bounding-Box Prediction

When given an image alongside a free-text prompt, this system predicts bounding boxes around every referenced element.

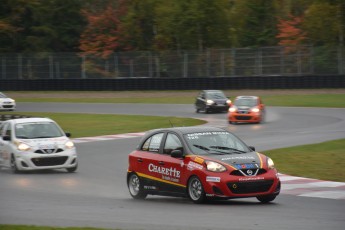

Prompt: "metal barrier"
[1,46,344,79]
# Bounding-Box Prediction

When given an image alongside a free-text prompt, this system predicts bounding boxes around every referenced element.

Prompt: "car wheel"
[10,155,21,174]
[196,109,200,113]
[128,173,147,199]
[187,176,206,204]
[205,109,210,114]
[256,194,276,203]
[66,163,78,173]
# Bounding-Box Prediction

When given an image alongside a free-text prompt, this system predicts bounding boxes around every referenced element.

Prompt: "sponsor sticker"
[238,177,264,181]
[144,185,157,190]
[235,163,258,169]
[148,163,181,178]
[187,161,203,171]
[221,156,255,161]
[206,176,221,182]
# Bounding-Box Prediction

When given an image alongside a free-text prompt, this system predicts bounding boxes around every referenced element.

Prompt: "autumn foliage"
[276,14,307,52]
[79,1,130,59]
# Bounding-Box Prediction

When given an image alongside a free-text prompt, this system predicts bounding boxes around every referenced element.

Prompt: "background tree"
[276,14,307,48]
[79,0,129,58]
[235,0,278,47]
[303,1,342,46]
[0,0,85,53]
[164,0,231,50]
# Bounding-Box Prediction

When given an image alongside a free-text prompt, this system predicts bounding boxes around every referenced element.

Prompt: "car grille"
[3,105,14,108]
[35,148,64,154]
[230,168,267,176]
[31,156,68,166]
[235,116,252,120]
[238,110,249,114]
[227,180,274,194]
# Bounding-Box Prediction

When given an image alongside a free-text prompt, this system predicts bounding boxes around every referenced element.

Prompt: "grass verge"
[2,112,206,138]
[265,138,345,182]
[0,226,108,230]
[8,90,345,108]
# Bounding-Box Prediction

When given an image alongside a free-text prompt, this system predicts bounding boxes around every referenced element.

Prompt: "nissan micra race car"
[127,126,280,203]
[0,92,16,111]
[228,96,265,124]
[0,117,78,173]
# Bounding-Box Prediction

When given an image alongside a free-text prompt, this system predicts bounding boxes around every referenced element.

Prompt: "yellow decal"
[194,156,204,164]
[137,172,186,188]
[256,152,263,168]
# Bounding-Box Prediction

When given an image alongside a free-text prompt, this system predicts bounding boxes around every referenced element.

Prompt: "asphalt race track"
[1,102,345,230]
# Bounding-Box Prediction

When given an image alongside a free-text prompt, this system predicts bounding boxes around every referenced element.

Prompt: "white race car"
[0,92,16,111]
[0,117,78,173]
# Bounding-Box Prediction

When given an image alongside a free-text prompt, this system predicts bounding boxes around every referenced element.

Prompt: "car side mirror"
[171,149,184,158]
[249,146,255,151]
[3,135,11,141]
[65,132,71,137]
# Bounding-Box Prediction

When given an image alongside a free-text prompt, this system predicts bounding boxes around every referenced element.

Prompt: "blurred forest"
[0,0,344,58]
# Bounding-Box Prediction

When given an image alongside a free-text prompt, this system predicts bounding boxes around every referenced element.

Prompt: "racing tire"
[10,155,21,174]
[187,176,206,204]
[256,194,277,203]
[127,173,147,199]
[66,163,78,173]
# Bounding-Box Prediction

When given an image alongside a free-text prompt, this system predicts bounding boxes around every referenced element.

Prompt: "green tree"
[236,0,278,47]
[160,0,231,51]
[0,0,85,52]
[303,2,343,46]
[120,0,158,50]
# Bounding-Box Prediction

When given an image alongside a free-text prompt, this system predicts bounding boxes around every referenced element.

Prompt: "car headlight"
[267,157,275,169]
[206,161,226,172]
[206,99,214,105]
[226,99,232,105]
[229,106,237,112]
[16,142,31,151]
[65,141,75,149]
[251,107,260,113]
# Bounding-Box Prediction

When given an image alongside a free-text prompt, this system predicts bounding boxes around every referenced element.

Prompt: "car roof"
[203,90,224,93]
[7,117,55,124]
[235,96,259,100]
[148,126,227,135]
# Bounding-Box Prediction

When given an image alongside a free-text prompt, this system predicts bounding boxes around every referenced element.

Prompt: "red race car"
[228,96,266,124]
[127,126,280,203]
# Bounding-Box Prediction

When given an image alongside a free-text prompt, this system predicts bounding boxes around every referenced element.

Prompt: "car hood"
[19,136,70,148]
[236,106,251,110]
[202,152,263,168]
[0,98,14,102]
[212,99,227,103]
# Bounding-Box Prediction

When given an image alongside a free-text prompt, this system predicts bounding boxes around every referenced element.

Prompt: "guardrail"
[1,46,344,80]
[1,75,344,91]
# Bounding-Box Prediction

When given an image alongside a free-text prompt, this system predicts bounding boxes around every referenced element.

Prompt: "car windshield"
[0,93,7,98]
[184,131,250,155]
[207,92,226,99]
[234,98,257,107]
[15,122,64,139]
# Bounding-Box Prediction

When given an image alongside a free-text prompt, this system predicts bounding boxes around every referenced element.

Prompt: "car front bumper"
[14,149,77,171]
[228,112,262,123]
[201,170,280,199]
